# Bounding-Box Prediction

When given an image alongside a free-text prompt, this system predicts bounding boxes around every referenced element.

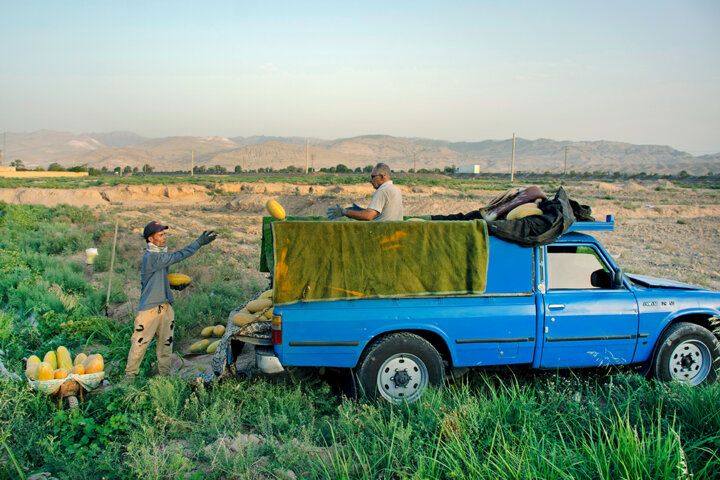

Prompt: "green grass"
[1,202,719,478]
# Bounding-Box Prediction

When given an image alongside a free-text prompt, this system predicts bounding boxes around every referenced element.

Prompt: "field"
[0,174,719,479]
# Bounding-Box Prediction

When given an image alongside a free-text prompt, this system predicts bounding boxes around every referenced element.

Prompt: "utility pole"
[1,131,5,167]
[511,132,516,182]
[564,145,568,175]
[311,154,315,173]
[305,139,309,174]
[413,153,417,173]
[191,150,194,176]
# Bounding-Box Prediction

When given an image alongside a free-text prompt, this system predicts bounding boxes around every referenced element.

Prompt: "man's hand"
[197,230,218,246]
[327,204,346,219]
[347,203,363,211]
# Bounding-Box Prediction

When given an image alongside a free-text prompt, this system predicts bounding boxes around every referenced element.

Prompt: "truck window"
[547,245,609,290]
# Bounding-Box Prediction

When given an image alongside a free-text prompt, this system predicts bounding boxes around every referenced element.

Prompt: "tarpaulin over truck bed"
[270,219,489,305]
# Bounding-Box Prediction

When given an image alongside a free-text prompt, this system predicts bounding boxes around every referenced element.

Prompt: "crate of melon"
[25,347,105,408]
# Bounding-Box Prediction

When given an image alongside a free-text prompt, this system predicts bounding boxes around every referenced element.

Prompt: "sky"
[1,0,719,154]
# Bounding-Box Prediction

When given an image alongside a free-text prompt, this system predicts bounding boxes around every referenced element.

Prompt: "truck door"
[540,244,639,368]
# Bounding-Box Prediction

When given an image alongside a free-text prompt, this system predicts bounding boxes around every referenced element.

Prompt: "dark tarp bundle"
[271,219,489,305]
[431,187,594,247]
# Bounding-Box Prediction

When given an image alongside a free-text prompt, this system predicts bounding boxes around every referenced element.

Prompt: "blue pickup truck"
[255,215,720,403]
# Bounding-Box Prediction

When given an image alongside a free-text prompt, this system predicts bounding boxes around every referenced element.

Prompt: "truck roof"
[565,214,614,233]
[556,231,601,243]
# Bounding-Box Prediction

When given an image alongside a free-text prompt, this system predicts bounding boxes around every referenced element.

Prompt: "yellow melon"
[213,325,226,337]
[247,298,272,314]
[26,355,41,370]
[506,203,543,220]
[168,273,192,287]
[74,353,87,366]
[36,362,55,381]
[259,289,273,300]
[233,312,256,327]
[43,351,58,370]
[206,340,220,354]
[25,364,38,380]
[56,346,73,370]
[266,200,286,220]
[201,326,214,338]
[70,364,85,375]
[264,308,274,320]
[54,368,69,380]
[84,355,104,374]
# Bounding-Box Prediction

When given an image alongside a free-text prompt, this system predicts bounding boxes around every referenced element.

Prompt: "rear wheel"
[653,322,720,386]
[356,332,444,403]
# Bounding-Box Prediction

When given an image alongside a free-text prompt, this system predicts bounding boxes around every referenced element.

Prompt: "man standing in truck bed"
[327,163,403,221]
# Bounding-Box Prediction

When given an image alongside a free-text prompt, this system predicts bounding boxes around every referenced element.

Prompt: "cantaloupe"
[168,273,192,287]
[54,368,69,380]
[233,312,256,327]
[266,200,286,220]
[201,326,214,338]
[259,289,273,300]
[213,325,226,337]
[84,355,104,374]
[506,203,543,220]
[70,364,85,375]
[207,340,220,354]
[37,362,54,381]
[264,308,274,320]
[43,351,58,370]
[74,353,87,366]
[247,298,272,314]
[56,346,73,370]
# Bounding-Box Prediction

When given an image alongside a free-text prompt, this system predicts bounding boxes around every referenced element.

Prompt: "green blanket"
[271,219,489,305]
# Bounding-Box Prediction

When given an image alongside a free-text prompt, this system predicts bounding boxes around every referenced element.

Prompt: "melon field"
[0,174,719,479]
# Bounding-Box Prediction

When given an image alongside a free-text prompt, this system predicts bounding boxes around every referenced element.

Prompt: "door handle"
[548,304,565,309]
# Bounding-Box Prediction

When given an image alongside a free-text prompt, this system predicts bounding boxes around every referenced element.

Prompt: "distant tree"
[443,166,454,174]
[10,159,27,170]
[48,162,66,171]
[88,167,101,176]
[122,166,132,174]
[33,166,45,171]
[68,166,87,172]
[234,165,242,173]
[679,170,690,178]
[113,166,121,174]
[363,165,373,173]
[193,165,206,173]
[335,164,350,173]
[101,166,108,173]
[354,167,362,173]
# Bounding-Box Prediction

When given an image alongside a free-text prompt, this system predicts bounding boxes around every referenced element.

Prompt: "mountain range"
[2,130,718,175]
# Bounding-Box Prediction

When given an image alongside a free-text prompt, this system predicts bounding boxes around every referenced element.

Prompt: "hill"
[2,130,718,174]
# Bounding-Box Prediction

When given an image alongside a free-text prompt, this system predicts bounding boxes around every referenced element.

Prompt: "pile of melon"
[188,324,226,354]
[26,346,104,381]
[232,289,273,329]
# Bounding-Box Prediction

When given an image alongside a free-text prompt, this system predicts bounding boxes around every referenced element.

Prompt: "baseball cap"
[143,221,168,241]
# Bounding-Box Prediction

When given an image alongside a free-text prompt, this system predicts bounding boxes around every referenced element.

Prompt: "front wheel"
[653,322,720,386]
[356,332,444,403]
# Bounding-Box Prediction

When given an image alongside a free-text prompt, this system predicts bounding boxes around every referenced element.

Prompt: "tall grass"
[1,202,719,478]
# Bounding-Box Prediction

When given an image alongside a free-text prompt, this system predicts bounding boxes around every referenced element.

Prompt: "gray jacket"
[138,240,201,311]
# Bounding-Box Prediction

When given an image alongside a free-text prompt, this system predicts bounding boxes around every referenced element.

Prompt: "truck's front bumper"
[255,345,284,374]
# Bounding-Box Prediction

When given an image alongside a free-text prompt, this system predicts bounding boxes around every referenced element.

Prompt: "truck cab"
[258,216,720,403]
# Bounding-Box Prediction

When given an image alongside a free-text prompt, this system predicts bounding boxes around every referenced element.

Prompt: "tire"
[355,332,444,403]
[653,322,720,386]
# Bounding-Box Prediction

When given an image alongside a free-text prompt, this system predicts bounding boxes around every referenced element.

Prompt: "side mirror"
[612,268,624,289]
[591,269,612,289]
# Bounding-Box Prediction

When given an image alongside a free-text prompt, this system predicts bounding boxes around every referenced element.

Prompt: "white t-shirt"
[367,181,403,221]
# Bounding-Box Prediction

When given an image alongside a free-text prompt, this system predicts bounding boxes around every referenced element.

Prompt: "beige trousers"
[125,303,175,378]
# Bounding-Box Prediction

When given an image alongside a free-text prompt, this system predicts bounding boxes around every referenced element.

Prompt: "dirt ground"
[6,179,719,377]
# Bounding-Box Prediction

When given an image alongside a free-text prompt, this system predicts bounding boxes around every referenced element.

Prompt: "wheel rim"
[668,340,712,385]
[376,353,428,403]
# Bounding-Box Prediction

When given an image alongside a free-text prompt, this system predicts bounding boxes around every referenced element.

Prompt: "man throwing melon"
[124,222,217,381]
